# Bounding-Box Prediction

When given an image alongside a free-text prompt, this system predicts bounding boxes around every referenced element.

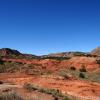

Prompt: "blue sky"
[0,0,100,55]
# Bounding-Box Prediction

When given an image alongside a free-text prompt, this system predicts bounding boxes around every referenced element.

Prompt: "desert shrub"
[23,83,37,92]
[96,59,100,64]
[0,91,23,100]
[39,88,62,100]
[43,89,60,96]
[54,96,58,100]
[40,88,70,100]
[79,73,85,78]
[62,96,69,100]
[79,65,87,72]
[58,70,69,79]
[0,80,3,84]
[0,60,4,65]
[70,66,76,71]
[44,70,53,75]
[23,83,69,100]
[0,61,24,73]
[88,73,100,83]
[0,65,5,73]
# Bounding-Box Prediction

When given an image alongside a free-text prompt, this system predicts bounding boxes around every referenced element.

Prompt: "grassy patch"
[58,68,88,80]
[23,83,70,100]
[0,91,23,100]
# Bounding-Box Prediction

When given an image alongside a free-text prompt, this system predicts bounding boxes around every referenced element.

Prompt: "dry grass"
[0,91,23,100]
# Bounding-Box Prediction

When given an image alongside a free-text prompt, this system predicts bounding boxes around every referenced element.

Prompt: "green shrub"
[62,96,69,100]
[0,60,4,65]
[58,70,69,79]
[79,72,85,78]
[79,65,87,72]
[70,66,76,71]
[23,83,69,100]
[23,83,37,92]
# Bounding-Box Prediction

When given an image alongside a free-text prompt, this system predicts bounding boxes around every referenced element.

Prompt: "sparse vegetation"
[23,83,70,100]
[96,59,100,64]
[58,70,69,79]
[0,80,3,84]
[0,91,23,100]
[62,96,69,100]
[73,52,86,56]
[44,70,53,75]
[79,65,87,72]
[88,72,100,83]
[58,68,89,81]
[23,83,38,92]
[79,72,85,78]
[70,66,76,71]
[0,60,4,65]
[41,56,71,60]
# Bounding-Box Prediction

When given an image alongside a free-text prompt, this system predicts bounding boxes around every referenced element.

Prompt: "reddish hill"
[0,48,21,56]
[0,47,99,74]
[1,56,99,72]
[0,47,100,100]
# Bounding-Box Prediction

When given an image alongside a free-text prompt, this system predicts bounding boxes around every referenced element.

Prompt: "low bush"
[23,83,37,92]
[0,80,3,84]
[79,72,85,78]
[79,65,87,72]
[62,96,69,100]
[70,66,76,71]
[96,59,100,64]
[58,70,69,79]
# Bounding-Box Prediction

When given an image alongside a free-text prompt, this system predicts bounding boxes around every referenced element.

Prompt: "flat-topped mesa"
[91,47,100,56]
[0,48,21,56]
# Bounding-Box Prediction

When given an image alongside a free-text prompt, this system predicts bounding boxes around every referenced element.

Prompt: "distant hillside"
[0,47,100,81]
[0,48,21,56]
[0,48,38,59]
[91,47,100,56]
[0,47,100,59]
[43,51,90,58]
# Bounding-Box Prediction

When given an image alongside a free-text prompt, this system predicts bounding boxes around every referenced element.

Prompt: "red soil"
[2,56,99,72]
[0,73,100,100]
[0,56,100,100]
